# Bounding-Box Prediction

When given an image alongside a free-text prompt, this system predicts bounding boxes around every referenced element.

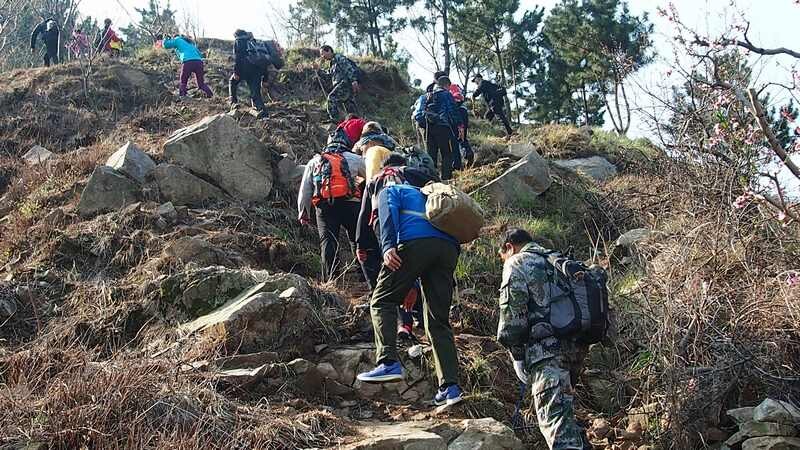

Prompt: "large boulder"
[754,399,800,424]
[164,114,273,202]
[105,142,155,183]
[179,276,319,354]
[476,150,551,207]
[159,266,311,317]
[742,437,800,450]
[22,145,53,165]
[448,418,524,450]
[153,164,227,206]
[346,422,446,450]
[277,156,305,192]
[553,156,617,182]
[726,421,799,447]
[162,237,239,269]
[507,143,540,159]
[77,166,141,217]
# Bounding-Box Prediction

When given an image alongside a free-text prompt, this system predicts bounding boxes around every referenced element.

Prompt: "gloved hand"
[356,248,368,263]
[513,360,529,385]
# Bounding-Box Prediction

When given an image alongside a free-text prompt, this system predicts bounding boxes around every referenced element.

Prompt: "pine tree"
[305,0,413,57]
[529,0,652,130]
[121,0,178,51]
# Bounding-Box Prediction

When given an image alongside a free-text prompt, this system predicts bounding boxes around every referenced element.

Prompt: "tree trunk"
[492,37,506,85]
[511,59,521,124]
[581,86,590,126]
[441,0,451,73]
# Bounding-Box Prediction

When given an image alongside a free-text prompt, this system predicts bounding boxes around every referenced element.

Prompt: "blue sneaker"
[433,384,463,406]
[356,361,404,383]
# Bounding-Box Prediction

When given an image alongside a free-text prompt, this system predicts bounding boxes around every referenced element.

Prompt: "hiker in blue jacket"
[413,76,461,180]
[160,35,214,99]
[357,183,464,408]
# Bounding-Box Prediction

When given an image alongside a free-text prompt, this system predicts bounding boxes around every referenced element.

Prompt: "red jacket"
[337,117,366,147]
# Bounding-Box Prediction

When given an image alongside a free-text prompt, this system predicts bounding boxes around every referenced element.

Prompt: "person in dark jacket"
[356,183,463,408]
[30,18,60,67]
[413,75,461,180]
[472,74,513,136]
[230,29,268,118]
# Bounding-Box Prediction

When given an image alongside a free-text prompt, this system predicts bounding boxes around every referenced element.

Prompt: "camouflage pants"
[327,81,357,120]
[529,357,588,450]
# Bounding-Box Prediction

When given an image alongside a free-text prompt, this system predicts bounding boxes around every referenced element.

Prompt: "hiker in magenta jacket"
[161,35,214,98]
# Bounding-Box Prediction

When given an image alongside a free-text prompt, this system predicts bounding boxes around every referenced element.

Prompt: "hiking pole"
[511,381,530,432]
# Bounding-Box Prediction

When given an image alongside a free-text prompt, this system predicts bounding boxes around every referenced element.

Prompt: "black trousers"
[485,99,513,135]
[425,124,456,181]
[316,199,379,282]
[44,45,59,67]
[230,74,266,111]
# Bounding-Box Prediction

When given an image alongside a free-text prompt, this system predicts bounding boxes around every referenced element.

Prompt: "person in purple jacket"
[356,183,464,408]
[160,35,214,99]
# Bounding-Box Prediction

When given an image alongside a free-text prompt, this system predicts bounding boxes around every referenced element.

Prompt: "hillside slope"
[0,41,797,450]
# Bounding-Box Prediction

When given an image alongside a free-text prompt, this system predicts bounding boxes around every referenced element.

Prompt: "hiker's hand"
[458,126,465,141]
[512,360,529,384]
[356,249,368,263]
[402,288,418,312]
[383,248,402,271]
[232,73,240,81]
[352,81,360,93]
[299,215,311,226]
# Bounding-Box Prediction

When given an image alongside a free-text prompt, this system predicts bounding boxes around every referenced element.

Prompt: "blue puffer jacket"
[378,184,458,254]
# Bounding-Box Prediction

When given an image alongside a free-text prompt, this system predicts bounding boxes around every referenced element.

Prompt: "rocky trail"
[0,41,798,450]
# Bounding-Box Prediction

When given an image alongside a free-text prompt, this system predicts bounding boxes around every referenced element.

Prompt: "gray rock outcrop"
[153,163,227,206]
[105,142,155,183]
[477,149,551,207]
[164,114,273,202]
[553,156,617,182]
[77,166,140,217]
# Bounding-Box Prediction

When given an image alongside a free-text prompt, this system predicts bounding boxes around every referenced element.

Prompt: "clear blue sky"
[80,0,800,139]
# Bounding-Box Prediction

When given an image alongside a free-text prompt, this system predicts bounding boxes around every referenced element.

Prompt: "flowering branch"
[694,22,800,60]
[746,88,800,181]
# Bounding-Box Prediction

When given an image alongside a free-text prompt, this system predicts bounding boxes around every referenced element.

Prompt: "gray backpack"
[530,249,610,345]
[398,146,437,179]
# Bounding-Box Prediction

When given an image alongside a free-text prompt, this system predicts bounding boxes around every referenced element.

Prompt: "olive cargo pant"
[370,238,460,386]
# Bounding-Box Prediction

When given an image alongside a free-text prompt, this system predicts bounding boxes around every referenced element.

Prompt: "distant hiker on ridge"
[472,74,514,137]
[318,45,361,124]
[230,29,275,119]
[30,18,60,67]
[94,19,123,57]
[158,34,214,100]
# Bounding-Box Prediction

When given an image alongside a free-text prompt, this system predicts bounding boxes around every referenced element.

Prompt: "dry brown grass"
[603,156,800,447]
[0,344,350,449]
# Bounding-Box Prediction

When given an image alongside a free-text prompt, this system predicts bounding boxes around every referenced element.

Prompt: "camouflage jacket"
[328,54,357,85]
[497,242,582,367]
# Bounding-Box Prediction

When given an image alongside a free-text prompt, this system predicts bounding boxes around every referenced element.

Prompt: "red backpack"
[312,152,359,206]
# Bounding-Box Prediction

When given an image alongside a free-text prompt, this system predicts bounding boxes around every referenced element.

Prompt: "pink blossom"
[787,272,800,287]
[733,191,754,209]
